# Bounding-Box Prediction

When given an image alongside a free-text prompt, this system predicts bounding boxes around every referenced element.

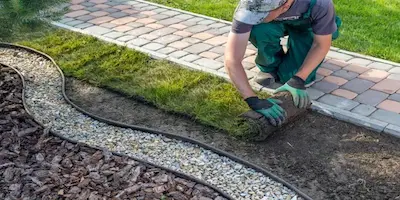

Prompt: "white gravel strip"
[0,48,299,200]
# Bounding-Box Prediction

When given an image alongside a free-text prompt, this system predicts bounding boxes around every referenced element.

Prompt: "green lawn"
[17,29,270,139]
[148,0,400,63]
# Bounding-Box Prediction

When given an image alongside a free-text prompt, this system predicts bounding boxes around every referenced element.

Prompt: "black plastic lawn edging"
[0,42,314,200]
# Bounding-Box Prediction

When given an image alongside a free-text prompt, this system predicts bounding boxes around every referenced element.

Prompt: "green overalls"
[249,0,341,84]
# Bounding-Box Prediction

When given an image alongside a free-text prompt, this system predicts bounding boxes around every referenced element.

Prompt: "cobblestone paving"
[57,0,400,137]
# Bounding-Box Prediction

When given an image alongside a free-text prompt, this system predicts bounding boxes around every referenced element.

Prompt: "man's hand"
[245,96,287,126]
[274,76,310,109]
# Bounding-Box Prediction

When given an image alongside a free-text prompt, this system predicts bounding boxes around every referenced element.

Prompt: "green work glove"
[245,96,287,126]
[274,76,310,109]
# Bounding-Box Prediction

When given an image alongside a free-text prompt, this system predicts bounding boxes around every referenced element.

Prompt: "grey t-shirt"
[231,0,337,35]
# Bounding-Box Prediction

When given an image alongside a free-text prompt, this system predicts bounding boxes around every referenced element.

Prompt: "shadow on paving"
[65,77,400,200]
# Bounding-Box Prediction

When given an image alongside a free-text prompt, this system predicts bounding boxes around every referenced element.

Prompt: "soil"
[0,67,227,200]
[65,77,400,200]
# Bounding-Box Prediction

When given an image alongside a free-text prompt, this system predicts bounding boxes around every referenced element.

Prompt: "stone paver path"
[56,0,400,136]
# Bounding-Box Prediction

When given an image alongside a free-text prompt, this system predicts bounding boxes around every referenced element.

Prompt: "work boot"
[254,71,279,87]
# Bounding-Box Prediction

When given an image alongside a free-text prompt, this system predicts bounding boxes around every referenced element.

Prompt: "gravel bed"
[0,66,227,200]
[0,47,299,200]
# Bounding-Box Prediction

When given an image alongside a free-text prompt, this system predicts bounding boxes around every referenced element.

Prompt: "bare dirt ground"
[65,77,400,200]
[0,66,227,200]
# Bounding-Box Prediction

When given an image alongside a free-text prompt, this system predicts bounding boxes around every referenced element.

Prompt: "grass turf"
[147,0,400,63]
[17,29,270,138]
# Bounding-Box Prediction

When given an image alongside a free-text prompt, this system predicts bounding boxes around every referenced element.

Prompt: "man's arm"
[295,34,332,81]
[224,31,256,99]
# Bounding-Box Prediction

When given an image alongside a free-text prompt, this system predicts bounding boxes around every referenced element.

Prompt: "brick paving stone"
[169,51,189,59]
[146,23,164,29]
[122,9,140,14]
[389,94,400,102]
[389,67,400,74]
[152,8,167,13]
[245,49,257,56]
[70,5,85,10]
[142,42,165,51]
[90,0,107,3]
[132,14,150,20]
[154,35,182,45]
[71,0,85,4]
[81,2,96,7]
[116,35,136,42]
[84,25,112,35]
[109,12,129,18]
[123,1,139,5]
[341,78,375,94]
[219,26,232,34]
[126,22,144,28]
[245,70,256,79]
[168,41,191,50]
[104,8,119,13]
[321,62,341,71]
[242,62,255,70]
[181,54,201,62]
[354,89,389,106]
[331,89,358,100]
[367,62,394,71]
[110,17,137,25]
[325,59,349,67]
[160,10,180,16]
[85,7,101,12]
[332,69,359,80]
[312,81,339,93]
[194,58,223,70]
[65,20,84,26]
[306,88,325,100]
[185,25,210,33]
[157,47,176,55]
[316,68,333,76]
[169,24,187,30]
[390,74,400,81]
[318,94,360,110]
[75,23,94,29]
[135,18,156,24]
[315,74,324,82]
[113,25,134,32]
[377,100,400,113]
[105,1,120,6]
[215,56,224,63]
[323,76,348,86]
[90,11,109,17]
[150,14,170,20]
[197,19,214,25]
[243,56,256,64]
[209,46,225,54]
[141,11,157,16]
[158,18,184,26]
[99,23,117,28]
[251,67,261,73]
[371,109,400,125]
[174,31,193,37]
[141,5,158,10]
[182,37,201,44]
[359,69,390,83]
[204,36,228,46]
[187,17,204,23]
[347,58,373,66]
[199,51,220,59]
[385,124,400,138]
[127,38,150,46]
[150,27,177,37]
[59,17,74,23]
[65,10,90,18]
[139,34,158,41]
[205,28,226,36]
[126,27,154,36]
[344,64,369,74]
[77,15,95,22]
[209,23,226,29]
[113,5,131,10]
[326,51,353,61]
[181,21,197,26]
[89,16,115,24]
[174,14,194,20]
[371,79,400,94]
[94,4,110,9]
[351,104,377,116]
[103,31,125,39]
[192,32,214,40]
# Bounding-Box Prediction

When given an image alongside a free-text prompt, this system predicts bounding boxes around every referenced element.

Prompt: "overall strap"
[302,0,317,19]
